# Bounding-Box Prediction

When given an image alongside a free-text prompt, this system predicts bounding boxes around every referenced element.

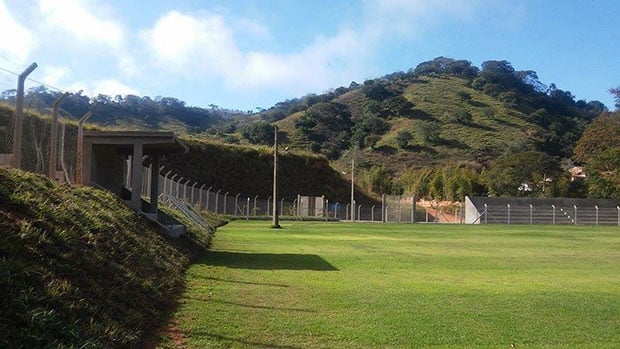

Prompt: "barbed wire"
[0,65,65,94]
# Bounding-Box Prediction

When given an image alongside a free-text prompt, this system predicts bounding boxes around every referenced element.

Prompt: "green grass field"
[164,221,620,348]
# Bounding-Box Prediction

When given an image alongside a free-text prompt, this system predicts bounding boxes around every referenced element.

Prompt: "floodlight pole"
[350,150,355,222]
[272,125,281,228]
[49,93,68,179]
[12,62,37,169]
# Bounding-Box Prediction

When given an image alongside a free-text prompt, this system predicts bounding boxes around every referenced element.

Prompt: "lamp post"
[272,125,281,228]
[350,150,355,222]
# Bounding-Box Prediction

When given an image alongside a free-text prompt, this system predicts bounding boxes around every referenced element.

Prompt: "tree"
[415,121,440,145]
[587,147,620,198]
[450,110,473,124]
[294,102,352,158]
[381,96,414,118]
[574,112,620,164]
[241,122,275,145]
[483,151,560,197]
[610,86,620,110]
[360,166,393,195]
[396,130,412,149]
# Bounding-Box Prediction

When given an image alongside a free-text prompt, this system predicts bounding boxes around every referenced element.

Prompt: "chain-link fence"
[466,197,620,226]
[0,106,78,183]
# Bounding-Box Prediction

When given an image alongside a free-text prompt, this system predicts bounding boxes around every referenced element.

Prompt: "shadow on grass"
[201,276,290,288]
[184,297,316,313]
[200,251,339,271]
[192,331,302,349]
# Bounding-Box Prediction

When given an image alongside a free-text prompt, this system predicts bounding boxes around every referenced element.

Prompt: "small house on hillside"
[569,166,587,181]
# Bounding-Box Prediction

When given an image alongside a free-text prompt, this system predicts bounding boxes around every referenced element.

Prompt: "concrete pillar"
[130,143,143,211]
[149,155,160,213]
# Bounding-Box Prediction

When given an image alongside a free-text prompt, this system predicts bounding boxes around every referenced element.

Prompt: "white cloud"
[37,0,124,49]
[0,0,37,65]
[238,29,367,91]
[141,10,366,93]
[93,79,139,96]
[42,65,70,86]
[65,78,139,97]
[234,17,272,41]
[363,0,481,39]
[142,10,243,75]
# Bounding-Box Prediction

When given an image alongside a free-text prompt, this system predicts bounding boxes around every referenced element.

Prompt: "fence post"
[223,191,229,215]
[183,179,191,200]
[386,206,389,222]
[325,199,329,220]
[246,197,250,219]
[484,203,488,224]
[163,171,172,196]
[175,177,183,198]
[215,189,221,214]
[280,198,285,217]
[12,62,38,169]
[574,205,578,225]
[425,206,428,223]
[198,184,205,209]
[334,203,339,219]
[205,186,213,211]
[552,205,556,225]
[371,205,375,222]
[507,204,511,225]
[235,193,240,216]
[191,182,198,205]
[345,204,350,220]
[595,205,599,226]
[253,195,259,216]
[529,204,533,224]
[412,194,417,224]
[617,206,620,227]
[381,194,386,223]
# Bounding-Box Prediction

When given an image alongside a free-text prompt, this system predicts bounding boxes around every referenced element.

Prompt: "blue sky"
[0,0,618,112]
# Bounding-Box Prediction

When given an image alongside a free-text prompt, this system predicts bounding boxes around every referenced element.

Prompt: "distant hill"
[2,57,612,200]
[254,58,605,170]
[0,87,246,134]
[224,57,609,199]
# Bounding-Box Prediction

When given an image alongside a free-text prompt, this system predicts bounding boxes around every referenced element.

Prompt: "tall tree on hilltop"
[610,86,620,110]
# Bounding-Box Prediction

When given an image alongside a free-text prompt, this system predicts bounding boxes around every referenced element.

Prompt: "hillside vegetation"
[234,57,612,200]
[0,166,211,347]
[163,137,376,204]
[2,57,616,201]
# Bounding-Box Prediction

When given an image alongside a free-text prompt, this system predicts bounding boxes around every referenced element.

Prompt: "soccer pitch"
[167,221,620,348]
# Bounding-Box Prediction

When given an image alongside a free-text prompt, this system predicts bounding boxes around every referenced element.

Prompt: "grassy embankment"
[167,220,620,348]
[0,166,213,347]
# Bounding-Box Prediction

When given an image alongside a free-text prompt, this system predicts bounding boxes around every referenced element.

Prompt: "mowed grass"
[167,221,620,348]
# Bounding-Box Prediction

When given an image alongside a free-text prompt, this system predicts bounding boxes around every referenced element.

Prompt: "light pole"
[350,150,355,222]
[272,125,281,228]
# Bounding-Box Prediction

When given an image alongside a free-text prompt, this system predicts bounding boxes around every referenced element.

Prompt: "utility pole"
[12,62,37,169]
[351,149,355,222]
[272,125,281,228]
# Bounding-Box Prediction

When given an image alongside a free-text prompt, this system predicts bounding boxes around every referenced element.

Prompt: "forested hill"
[0,88,246,134]
[223,57,616,200]
[244,57,605,163]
